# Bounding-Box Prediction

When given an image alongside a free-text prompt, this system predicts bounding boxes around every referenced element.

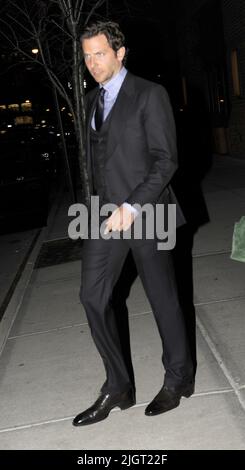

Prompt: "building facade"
[176,0,245,159]
[222,0,245,158]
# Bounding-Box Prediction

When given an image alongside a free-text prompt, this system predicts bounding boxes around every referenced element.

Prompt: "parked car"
[0,126,58,234]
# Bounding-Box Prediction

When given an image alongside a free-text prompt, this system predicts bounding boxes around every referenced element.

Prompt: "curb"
[0,189,65,356]
[0,229,41,323]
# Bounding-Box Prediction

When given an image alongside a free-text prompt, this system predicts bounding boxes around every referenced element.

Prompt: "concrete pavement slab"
[232,188,245,200]
[194,330,230,393]
[0,310,230,430]
[196,299,245,387]
[11,266,150,336]
[129,315,230,397]
[193,253,245,303]
[0,392,244,449]
[193,189,245,256]
[10,269,84,336]
[31,260,81,285]
[240,389,245,407]
[0,325,104,430]
[202,155,245,193]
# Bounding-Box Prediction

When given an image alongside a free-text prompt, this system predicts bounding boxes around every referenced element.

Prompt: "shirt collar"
[101,66,127,98]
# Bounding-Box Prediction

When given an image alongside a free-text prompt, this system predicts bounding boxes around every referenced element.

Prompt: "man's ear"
[117,46,126,62]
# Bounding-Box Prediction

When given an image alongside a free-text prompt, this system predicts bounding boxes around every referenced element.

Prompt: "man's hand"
[104,205,136,234]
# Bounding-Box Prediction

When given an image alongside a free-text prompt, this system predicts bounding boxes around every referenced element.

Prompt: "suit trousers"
[80,235,193,394]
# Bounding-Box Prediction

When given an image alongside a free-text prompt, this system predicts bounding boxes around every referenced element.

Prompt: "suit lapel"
[105,72,136,161]
[86,88,99,146]
[85,88,98,183]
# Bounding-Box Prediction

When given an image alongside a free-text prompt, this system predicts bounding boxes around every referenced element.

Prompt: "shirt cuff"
[123,202,139,216]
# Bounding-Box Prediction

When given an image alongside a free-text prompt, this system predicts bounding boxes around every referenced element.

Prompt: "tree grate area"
[34,238,83,268]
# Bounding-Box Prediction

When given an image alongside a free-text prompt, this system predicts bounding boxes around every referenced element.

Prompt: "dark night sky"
[0,0,180,105]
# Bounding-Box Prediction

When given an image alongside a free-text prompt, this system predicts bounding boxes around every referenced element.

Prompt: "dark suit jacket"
[84,71,185,226]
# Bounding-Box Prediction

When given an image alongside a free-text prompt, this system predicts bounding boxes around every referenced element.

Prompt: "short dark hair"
[80,21,125,53]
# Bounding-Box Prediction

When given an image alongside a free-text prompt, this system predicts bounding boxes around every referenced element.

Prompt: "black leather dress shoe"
[73,389,135,426]
[145,381,194,416]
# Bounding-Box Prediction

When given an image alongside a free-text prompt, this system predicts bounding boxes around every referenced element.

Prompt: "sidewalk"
[0,156,245,450]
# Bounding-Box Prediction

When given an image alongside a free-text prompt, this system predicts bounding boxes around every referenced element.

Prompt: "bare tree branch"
[36,35,75,117]
[0,18,20,47]
[84,0,107,26]
[0,0,146,204]
[67,0,75,22]
[50,18,74,39]
[58,0,69,18]
[6,13,37,39]
[76,0,85,24]
[74,0,84,21]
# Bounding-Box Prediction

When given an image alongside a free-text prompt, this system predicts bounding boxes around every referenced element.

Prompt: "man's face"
[82,34,125,84]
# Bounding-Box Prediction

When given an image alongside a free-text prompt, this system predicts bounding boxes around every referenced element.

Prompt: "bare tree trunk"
[0,0,111,207]
[53,85,76,203]
[72,28,90,208]
[46,41,76,203]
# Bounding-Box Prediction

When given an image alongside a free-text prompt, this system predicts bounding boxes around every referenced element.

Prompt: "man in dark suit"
[73,21,194,427]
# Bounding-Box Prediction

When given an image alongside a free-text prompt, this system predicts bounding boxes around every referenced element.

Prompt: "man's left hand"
[104,205,136,234]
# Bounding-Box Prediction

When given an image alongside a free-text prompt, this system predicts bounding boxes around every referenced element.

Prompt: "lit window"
[21,101,32,111]
[0,105,7,111]
[8,103,20,111]
[15,116,33,125]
